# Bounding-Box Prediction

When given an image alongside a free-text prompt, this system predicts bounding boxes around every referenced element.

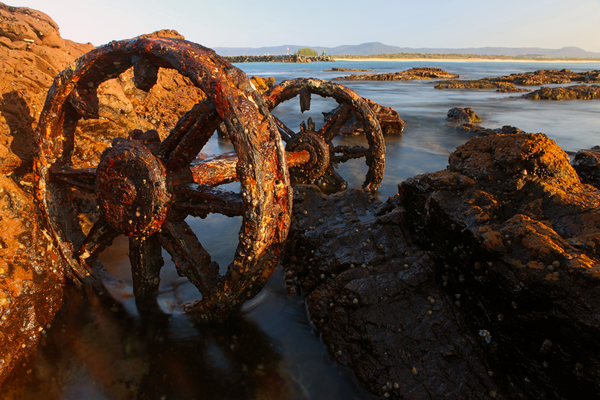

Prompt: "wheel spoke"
[188,152,239,186]
[173,183,244,218]
[49,165,97,193]
[299,89,311,112]
[331,145,371,163]
[318,102,352,142]
[271,115,294,143]
[129,234,164,306]
[75,217,121,261]
[158,219,221,297]
[159,100,221,171]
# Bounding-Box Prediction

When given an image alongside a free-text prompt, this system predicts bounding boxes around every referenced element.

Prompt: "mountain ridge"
[213,42,600,59]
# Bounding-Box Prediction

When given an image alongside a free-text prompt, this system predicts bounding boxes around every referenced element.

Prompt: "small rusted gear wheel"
[262,78,385,192]
[34,37,292,322]
[284,131,330,182]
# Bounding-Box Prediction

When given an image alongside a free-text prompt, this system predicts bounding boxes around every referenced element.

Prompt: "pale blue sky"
[8,0,600,52]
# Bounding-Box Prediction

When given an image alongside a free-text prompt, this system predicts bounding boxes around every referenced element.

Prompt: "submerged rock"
[447,107,482,124]
[284,133,600,399]
[332,67,459,81]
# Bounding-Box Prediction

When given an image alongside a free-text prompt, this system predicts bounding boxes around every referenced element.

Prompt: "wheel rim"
[34,37,292,321]
[262,78,385,192]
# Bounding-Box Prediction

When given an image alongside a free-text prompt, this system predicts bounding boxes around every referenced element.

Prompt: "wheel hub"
[96,139,170,237]
[285,131,330,181]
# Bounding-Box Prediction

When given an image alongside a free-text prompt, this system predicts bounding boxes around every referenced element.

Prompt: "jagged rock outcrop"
[283,133,600,399]
[332,67,459,81]
[523,84,600,100]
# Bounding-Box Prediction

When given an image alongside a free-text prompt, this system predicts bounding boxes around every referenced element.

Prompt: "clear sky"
[7,0,600,52]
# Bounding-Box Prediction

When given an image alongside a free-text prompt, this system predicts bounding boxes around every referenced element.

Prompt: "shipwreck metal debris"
[34,37,294,322]
[33,39,387,322]
[263,78,386,192]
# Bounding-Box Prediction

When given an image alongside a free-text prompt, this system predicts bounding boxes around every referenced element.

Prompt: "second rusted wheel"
[262,78,386,193]
[34,37,292,322]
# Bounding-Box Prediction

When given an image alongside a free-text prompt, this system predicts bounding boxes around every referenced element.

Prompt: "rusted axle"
[189,149,310,186]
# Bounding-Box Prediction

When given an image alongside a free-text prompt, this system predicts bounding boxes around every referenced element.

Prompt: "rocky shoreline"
[283,132,600,399]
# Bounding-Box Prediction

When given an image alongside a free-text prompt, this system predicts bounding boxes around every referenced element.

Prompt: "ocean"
[7,60,600,399]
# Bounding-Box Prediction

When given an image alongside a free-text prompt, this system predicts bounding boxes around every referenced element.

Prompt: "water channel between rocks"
[4,60,600,399]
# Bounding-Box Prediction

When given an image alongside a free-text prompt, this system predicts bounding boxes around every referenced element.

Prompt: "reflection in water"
[3,268,367,400]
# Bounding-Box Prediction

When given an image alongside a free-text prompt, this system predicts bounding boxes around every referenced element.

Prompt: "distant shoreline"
[334,57,600,63]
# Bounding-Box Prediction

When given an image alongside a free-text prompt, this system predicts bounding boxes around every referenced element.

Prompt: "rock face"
[332,67,459,81]
[283,133,600,399]
[0,3,94,177]
[523,84,600,100]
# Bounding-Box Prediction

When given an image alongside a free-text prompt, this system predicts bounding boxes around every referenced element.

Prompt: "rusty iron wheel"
[262,78,385,192]
[34,37,292,322]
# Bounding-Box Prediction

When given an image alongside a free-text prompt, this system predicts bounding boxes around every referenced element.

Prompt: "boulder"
[447,107,482,124]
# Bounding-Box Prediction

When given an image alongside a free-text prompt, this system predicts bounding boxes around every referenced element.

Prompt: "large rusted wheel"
[34,37,292,322]
[262,78,385,193]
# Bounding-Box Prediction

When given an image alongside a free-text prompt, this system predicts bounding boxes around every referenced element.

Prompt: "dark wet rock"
[332,67,459,81]
[284,133,600,399]
[283,186,507,399]
[323,98,405,136]
[447,107,482,124]
[572,146,600,188]
[522,84,600,100]
[457,124,525,136]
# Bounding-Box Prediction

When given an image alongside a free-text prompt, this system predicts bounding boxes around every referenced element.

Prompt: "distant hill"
[212,42,600,59]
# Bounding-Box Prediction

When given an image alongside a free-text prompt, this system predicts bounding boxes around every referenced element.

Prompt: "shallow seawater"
[6,60,600,398]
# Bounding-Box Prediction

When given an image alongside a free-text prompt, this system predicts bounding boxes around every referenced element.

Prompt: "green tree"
[295,47,318,57]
